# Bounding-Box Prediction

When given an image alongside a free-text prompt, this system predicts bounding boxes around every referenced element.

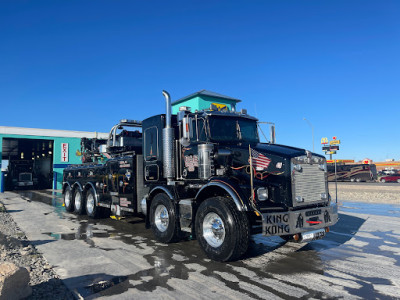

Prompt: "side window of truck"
[190,118,207,143]
[197,118,207,142]
[144,126,158,161]
[190,119,198,142]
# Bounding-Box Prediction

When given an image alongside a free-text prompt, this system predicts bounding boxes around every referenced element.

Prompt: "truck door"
[144,125,161,182]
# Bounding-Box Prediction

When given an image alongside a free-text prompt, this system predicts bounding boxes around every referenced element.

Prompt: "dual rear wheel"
[150,194,249,261]
[63,186,102,218]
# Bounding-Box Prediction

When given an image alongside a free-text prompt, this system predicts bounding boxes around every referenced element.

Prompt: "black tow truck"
[63,91,338,261]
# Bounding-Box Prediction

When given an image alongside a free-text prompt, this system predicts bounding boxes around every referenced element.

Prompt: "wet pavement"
[1,190,400,299]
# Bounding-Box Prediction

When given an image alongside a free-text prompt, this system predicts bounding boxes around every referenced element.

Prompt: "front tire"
[195,197,249,262]
[64,186,74,212]
[381,179,386,183]
[73,188,85,215]
[150,193,180,243]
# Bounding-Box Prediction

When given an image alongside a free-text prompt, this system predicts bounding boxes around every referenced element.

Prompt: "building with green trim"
[171,90,241,114]
[0,127,107,191]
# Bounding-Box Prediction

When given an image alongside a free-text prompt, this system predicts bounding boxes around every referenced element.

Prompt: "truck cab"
[140,92,337,261]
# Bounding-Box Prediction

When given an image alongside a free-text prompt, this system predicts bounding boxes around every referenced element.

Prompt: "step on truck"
[63,91,338,261]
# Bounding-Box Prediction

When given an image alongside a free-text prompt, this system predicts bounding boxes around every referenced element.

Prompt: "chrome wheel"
[154,204,169,232]
[75,192,82,210]
[86,193,95,215]
[203,212,226,248]
[65,190,71,207]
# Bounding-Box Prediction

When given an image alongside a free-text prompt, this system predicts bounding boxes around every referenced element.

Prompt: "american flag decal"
[250,148,271,170]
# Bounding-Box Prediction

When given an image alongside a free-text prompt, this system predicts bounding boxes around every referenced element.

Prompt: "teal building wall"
[52,137,82,189]
[171,90,241,114]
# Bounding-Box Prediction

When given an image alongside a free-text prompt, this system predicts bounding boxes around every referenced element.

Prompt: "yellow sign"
[330,140,340,145]
[321,137,328,145]
[211,103,229,111]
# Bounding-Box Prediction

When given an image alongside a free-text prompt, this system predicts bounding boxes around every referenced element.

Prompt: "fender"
[148,186,175,201]
[84,182,99,206]
[195,179,249,211]
[62,182,71,194]
[72,181,83,192]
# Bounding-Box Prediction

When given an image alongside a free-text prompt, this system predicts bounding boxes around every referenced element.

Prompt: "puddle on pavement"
[82,275,130,297]
[340,201,400,217]
[16,190,66,219]
[12,190,387,299]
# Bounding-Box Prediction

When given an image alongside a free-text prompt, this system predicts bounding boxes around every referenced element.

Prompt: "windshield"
[208,116,259,143]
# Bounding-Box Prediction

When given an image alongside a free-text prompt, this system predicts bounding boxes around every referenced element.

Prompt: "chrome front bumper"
[261,203,338,236]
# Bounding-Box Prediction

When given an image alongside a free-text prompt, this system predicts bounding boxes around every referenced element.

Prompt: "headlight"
[294,164,302,172]
[257,188,268,201]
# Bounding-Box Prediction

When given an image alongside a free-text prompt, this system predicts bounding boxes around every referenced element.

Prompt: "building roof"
[172,90,242,105]
[0,126,109,139]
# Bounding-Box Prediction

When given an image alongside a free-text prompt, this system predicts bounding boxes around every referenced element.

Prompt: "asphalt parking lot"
[1,189,400,299]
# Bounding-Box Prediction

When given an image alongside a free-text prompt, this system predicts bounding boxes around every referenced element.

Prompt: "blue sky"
[1,1,399,162]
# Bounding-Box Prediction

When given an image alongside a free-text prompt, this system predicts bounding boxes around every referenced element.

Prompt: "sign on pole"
[329,140,340,145]
[61,143,69,162]
[321,137,329,145]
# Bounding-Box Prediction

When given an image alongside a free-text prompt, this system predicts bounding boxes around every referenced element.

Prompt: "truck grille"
[19,173,32,182]
[292,162,327,207]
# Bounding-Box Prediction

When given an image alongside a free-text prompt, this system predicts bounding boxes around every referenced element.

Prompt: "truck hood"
[254,143,309,159]
[220,143,324,175]
[224,143,322,160]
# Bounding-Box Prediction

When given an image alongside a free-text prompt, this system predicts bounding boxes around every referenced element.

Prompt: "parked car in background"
[380,174,400,183]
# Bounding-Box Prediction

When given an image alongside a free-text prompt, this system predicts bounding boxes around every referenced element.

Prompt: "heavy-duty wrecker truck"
[63,91,338,261]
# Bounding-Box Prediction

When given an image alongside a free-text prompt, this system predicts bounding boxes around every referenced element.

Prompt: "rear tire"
[195,197,249,262]
[381,179,386,183]
[85,188,102,218]
[64,186,74,212]
[150,193,180,243]
[73,188,85,215]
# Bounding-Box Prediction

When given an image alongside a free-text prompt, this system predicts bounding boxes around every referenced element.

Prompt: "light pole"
[303,118,314,152]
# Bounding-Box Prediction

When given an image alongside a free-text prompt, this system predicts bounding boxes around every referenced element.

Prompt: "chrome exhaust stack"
[162,90,175,183]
